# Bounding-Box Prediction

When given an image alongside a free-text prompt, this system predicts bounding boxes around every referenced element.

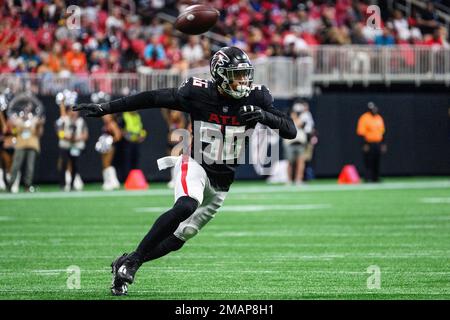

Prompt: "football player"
[74,47,296,295]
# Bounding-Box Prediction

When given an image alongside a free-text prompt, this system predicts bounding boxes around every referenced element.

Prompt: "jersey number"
[192,77,208,88]
[199,121,247,162]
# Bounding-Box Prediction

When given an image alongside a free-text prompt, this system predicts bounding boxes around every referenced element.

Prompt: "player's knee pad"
[178,225,199,241]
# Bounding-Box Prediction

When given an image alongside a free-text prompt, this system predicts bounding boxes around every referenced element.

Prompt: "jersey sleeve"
[177,77,194,100]
[253,85,297,139]
[260,85,274,110]
[177,77,204,112]
[107,87,188,113]
[177,76,211,106]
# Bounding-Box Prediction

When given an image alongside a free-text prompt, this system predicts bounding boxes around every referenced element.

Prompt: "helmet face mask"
[211,47,254,99]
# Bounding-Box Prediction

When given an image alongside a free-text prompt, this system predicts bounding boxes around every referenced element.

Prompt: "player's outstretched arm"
[73,88,185,117]
[263,107,297,139]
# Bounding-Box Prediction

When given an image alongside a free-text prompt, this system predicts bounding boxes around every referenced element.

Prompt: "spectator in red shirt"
[0,55,12,73]
[425,26,450,48]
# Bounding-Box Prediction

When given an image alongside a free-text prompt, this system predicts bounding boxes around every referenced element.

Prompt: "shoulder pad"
[178,77,210,99]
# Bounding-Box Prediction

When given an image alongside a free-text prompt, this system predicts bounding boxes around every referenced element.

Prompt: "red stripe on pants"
[181,155,189,196]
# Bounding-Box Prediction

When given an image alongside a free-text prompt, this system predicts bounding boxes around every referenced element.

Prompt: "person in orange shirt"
[48,43,64,73]
[356,102,387,182]
[64,42,87,73]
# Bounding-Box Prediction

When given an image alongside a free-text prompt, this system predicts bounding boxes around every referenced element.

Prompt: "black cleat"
[111,280,128,296]
[110,252,142,296]
[111,253,129,296]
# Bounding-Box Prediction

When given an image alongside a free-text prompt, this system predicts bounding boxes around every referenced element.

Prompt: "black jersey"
[108,77,296,191]
[175,77,275,191]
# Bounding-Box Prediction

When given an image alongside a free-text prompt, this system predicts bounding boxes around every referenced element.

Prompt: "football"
[174,4,220,35]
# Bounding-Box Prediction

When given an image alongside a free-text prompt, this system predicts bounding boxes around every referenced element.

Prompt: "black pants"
[122,141,140,179]
[113,140,140,182]
[59,149,80,189]
[363,143,381,182]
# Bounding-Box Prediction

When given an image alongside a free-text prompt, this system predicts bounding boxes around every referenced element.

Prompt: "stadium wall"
[308,87,450,178]
[32,89,450,184]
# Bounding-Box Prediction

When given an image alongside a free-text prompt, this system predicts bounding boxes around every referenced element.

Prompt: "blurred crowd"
[1,0,449,76]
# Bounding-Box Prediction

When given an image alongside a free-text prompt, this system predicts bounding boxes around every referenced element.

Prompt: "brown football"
[174,5,220,35]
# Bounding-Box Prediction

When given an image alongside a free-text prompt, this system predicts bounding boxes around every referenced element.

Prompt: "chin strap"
[222,83,251,99]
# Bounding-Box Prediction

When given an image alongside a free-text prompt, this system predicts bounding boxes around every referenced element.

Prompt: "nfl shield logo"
[222,106,229,113]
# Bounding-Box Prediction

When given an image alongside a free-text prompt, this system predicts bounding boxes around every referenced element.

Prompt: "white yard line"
[0,216,15,221]
[0,180,449,200]
[0,189,170,200]
[421,197,450,204]
[235,181,450,194]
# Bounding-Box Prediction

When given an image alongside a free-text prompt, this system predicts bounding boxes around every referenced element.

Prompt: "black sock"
[134,196,198,261]
[142,234,185,262]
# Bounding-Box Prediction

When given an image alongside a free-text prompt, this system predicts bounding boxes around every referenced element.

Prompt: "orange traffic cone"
[124,169,149,190]
[338,165,361,184]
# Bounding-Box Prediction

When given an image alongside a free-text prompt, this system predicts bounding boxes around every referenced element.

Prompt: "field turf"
[0,178,449,300]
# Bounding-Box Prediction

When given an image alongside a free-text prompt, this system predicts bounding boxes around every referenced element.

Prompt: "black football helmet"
[210,46,254,99]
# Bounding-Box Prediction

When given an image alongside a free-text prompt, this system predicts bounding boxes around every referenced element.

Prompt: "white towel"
[157,156,180,171]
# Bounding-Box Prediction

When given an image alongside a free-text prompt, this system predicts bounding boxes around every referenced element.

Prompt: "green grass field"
[0,178,449,300]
